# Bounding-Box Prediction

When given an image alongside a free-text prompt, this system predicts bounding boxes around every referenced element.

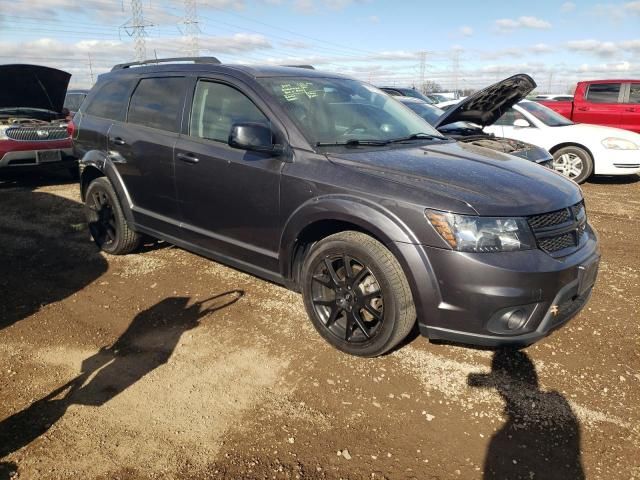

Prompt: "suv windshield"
[519,101,573,127]
[259,77,444,146]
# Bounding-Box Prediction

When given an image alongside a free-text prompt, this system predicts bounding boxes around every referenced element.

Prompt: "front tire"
[301,231,416,357]
[552,146,593,184]
[84,177,141,255]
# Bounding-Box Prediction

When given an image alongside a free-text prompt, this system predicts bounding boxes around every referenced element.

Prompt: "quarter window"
[629,83,640,104]
[585,83,621,103]
[189,81,269,142]
[127,77,186,132]
[84,79,135,121]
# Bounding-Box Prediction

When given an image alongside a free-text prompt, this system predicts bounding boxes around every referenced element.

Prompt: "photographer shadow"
[469,349,584,480]
[0,291,243,474]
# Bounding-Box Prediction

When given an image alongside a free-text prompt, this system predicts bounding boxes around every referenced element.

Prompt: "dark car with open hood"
[397,74,554,167]
[0,64,75,174]
[72,58,600,357]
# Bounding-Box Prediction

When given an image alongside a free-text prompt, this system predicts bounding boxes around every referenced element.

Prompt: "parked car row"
[393,76,640,183]
[65,58,600,357]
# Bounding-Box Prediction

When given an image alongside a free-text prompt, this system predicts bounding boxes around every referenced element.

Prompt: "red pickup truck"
[538,80,640,133]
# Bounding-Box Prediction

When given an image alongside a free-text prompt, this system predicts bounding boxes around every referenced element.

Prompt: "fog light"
[506,309,526,330]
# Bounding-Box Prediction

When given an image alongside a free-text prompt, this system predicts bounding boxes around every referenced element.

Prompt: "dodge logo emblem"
[36,130,49,138]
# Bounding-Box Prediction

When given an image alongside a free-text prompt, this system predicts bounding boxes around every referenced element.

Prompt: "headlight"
[601,137,639,150]
[0,127,8,140]
[426,210,536,252]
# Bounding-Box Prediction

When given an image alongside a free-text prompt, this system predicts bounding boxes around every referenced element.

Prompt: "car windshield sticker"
[281,82,320,102]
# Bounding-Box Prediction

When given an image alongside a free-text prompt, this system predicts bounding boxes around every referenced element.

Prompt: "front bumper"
[593,148,640,175]
[409,224,600,347]
[0,138,73,168]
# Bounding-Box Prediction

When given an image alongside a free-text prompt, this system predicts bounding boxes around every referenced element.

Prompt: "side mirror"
[513,118,531,128]
[228,122,282,154]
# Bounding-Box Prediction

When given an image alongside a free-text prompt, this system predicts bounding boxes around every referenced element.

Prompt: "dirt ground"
[0,170,638,480]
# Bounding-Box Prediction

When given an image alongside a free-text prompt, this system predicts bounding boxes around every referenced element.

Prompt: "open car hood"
[434,74,536,129]
[0,64,71,113]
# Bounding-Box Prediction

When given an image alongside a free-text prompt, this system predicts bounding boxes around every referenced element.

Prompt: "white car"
[435,99,463,111]
[484,100,640,183]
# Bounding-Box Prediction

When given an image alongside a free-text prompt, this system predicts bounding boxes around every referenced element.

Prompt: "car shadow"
[0,168,77,190]
[0,292,243,473]
[0,184,108,331]
[588,174,639,185]
[468,349,585,480]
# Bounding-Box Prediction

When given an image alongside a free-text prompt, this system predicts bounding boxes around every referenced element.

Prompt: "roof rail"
[282,64,315,70]
[111,57,221,71]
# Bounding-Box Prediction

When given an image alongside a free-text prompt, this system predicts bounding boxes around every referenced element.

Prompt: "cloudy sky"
[0,0,639,92]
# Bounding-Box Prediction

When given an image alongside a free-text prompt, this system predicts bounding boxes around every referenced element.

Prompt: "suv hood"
[326,142,581,216]
[0,64,71,113]
[434,74,536,129]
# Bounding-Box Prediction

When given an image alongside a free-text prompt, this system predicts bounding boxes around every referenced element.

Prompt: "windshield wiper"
[386,133,446,143]
[316,139,391,147]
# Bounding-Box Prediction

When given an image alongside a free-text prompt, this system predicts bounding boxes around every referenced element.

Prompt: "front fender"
[279,195,442,324]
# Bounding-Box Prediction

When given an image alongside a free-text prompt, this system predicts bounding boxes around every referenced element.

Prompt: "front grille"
[528,208,570,229]
[538,233,575,252]
[527,201,587,255]
[5,125,69,141]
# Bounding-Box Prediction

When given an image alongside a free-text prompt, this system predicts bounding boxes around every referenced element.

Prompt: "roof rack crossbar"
[111,57,221,71]
[281,64,315,70]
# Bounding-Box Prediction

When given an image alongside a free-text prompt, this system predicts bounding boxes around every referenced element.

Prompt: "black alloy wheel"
[84,177,141,255]
[302,231,416,357]
[310,253,385,343]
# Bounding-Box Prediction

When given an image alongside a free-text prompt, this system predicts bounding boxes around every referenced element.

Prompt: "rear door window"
[127,77,186,132]
[189,80,269,142]
[585,83,621,103]
[628,83,640,104]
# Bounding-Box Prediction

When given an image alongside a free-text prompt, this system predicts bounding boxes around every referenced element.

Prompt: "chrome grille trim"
[5,126,69,141]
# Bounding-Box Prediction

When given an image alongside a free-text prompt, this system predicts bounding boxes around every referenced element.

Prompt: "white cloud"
[625,1,640,13]
[368,15,380,23]
[494,16,552,32]
[530,43,553,53]
[566,39,618,57]
[459,26,474,37]
[293,0,315,13]
[561,2,576,12]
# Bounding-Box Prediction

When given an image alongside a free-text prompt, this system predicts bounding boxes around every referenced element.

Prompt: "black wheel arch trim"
[279,195,442,324]
[79,150,136,226]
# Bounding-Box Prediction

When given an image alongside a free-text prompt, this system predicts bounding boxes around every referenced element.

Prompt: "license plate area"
[37,150,62,163]
[577,258,599,296]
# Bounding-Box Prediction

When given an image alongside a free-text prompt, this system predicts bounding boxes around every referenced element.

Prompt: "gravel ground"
[0,170,638,480]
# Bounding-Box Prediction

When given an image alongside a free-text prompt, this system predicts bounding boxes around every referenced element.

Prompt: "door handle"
[625,108,636,112]
[177,152,200,164]
[577,107,588,111]
[109,136,126,146]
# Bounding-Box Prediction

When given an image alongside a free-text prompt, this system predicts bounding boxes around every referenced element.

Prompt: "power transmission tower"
[88,53,94,84]
[122,0,151,61]
[547,70,554,93]
[452,49,460,95]
[419,51,427,92]
[182,0,200,56]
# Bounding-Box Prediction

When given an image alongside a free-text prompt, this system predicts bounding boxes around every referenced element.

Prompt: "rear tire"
[301,231,416,357]
[84,177,141,255]
[552,146,593,184]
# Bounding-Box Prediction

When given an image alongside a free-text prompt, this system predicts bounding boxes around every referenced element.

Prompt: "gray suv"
[72,58,600,357]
